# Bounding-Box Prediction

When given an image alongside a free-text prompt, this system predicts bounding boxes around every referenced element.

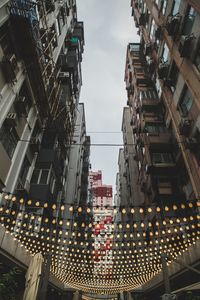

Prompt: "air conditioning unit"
[179,34,195,58]
[1,54,18,83]
[59,71,70,81]
[4,113,17,127]
[158,63,169,79]
[166,14,181,36]
[15,96,27,116]
[179,117,192,136]
[185,137,198,151]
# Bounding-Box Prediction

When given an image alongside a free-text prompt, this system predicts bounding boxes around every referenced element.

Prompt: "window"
[145,124,167,134]
[0,22,13,55]
[182,6,196,35]
[172,0,181,15]
[152,152,174,164]
[179,88,193,115]
[134,67,144,74]
[15,82,32,116]
[150,19,155,40]
[162,43,169,62]
[169,61,179,90]
[161,0,167,15]
[49,169,56,194]
[31,169,50,184]
[18,157,30,186]
[0,125,19,159]
[40,170,49,184]
[140,90,158,100]
[194,48,200,73]
[129,44,140,52]
[156,78,162,97]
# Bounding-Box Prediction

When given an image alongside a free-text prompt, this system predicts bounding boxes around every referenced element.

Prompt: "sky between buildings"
[76,0,139,190]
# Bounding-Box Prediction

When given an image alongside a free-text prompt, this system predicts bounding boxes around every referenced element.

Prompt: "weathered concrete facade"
[0,1,90,298]
[123,0,200,297]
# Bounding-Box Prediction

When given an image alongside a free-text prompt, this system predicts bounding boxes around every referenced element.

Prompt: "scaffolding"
[9,0,74,141]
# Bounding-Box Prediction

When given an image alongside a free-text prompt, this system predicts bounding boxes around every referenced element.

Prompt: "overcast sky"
[76,0,139,190]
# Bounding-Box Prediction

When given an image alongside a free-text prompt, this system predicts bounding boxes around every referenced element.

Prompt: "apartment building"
[120,0,200,297]
[89,171,114,281]
[0,1,89,298]
[129,0,200,203]
[64,103,90,208]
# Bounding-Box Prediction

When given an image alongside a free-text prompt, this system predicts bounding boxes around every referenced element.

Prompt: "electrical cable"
[17,138,187,147]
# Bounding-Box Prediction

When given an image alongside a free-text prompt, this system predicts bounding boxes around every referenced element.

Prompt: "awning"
[172,282,200,294]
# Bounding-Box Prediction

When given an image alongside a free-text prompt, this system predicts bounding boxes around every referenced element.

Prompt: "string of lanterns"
[0,191,199,294]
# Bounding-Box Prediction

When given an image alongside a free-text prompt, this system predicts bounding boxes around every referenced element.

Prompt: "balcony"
[36,149,63,176]
[140,98,160,109]
[135,76,153,86]
[145,152,177,175]
[146,162,177,175]
[29,183,53,203]
[142,112,163,123]
[166,14,181,36]
[143,133,172,150]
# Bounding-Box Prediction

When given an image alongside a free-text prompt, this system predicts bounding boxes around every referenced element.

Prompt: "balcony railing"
[143,132,172,150]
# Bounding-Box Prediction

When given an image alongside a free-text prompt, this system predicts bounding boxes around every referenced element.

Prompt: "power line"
[18,138,185,147]
[87,132,122,134]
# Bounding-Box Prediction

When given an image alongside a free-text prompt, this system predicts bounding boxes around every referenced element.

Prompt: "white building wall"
[64,103,86,205]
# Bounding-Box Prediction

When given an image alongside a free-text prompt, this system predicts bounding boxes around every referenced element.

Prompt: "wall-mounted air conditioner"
[4,113,17,127]
[179,34,195,58]
[178,117,192,136]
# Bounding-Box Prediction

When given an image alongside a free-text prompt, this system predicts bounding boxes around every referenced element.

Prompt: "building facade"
[89,171,114,280]
[64,103,90,208]
[120,0,200,297]
[0,0,89,298]
[129,0,200,204]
